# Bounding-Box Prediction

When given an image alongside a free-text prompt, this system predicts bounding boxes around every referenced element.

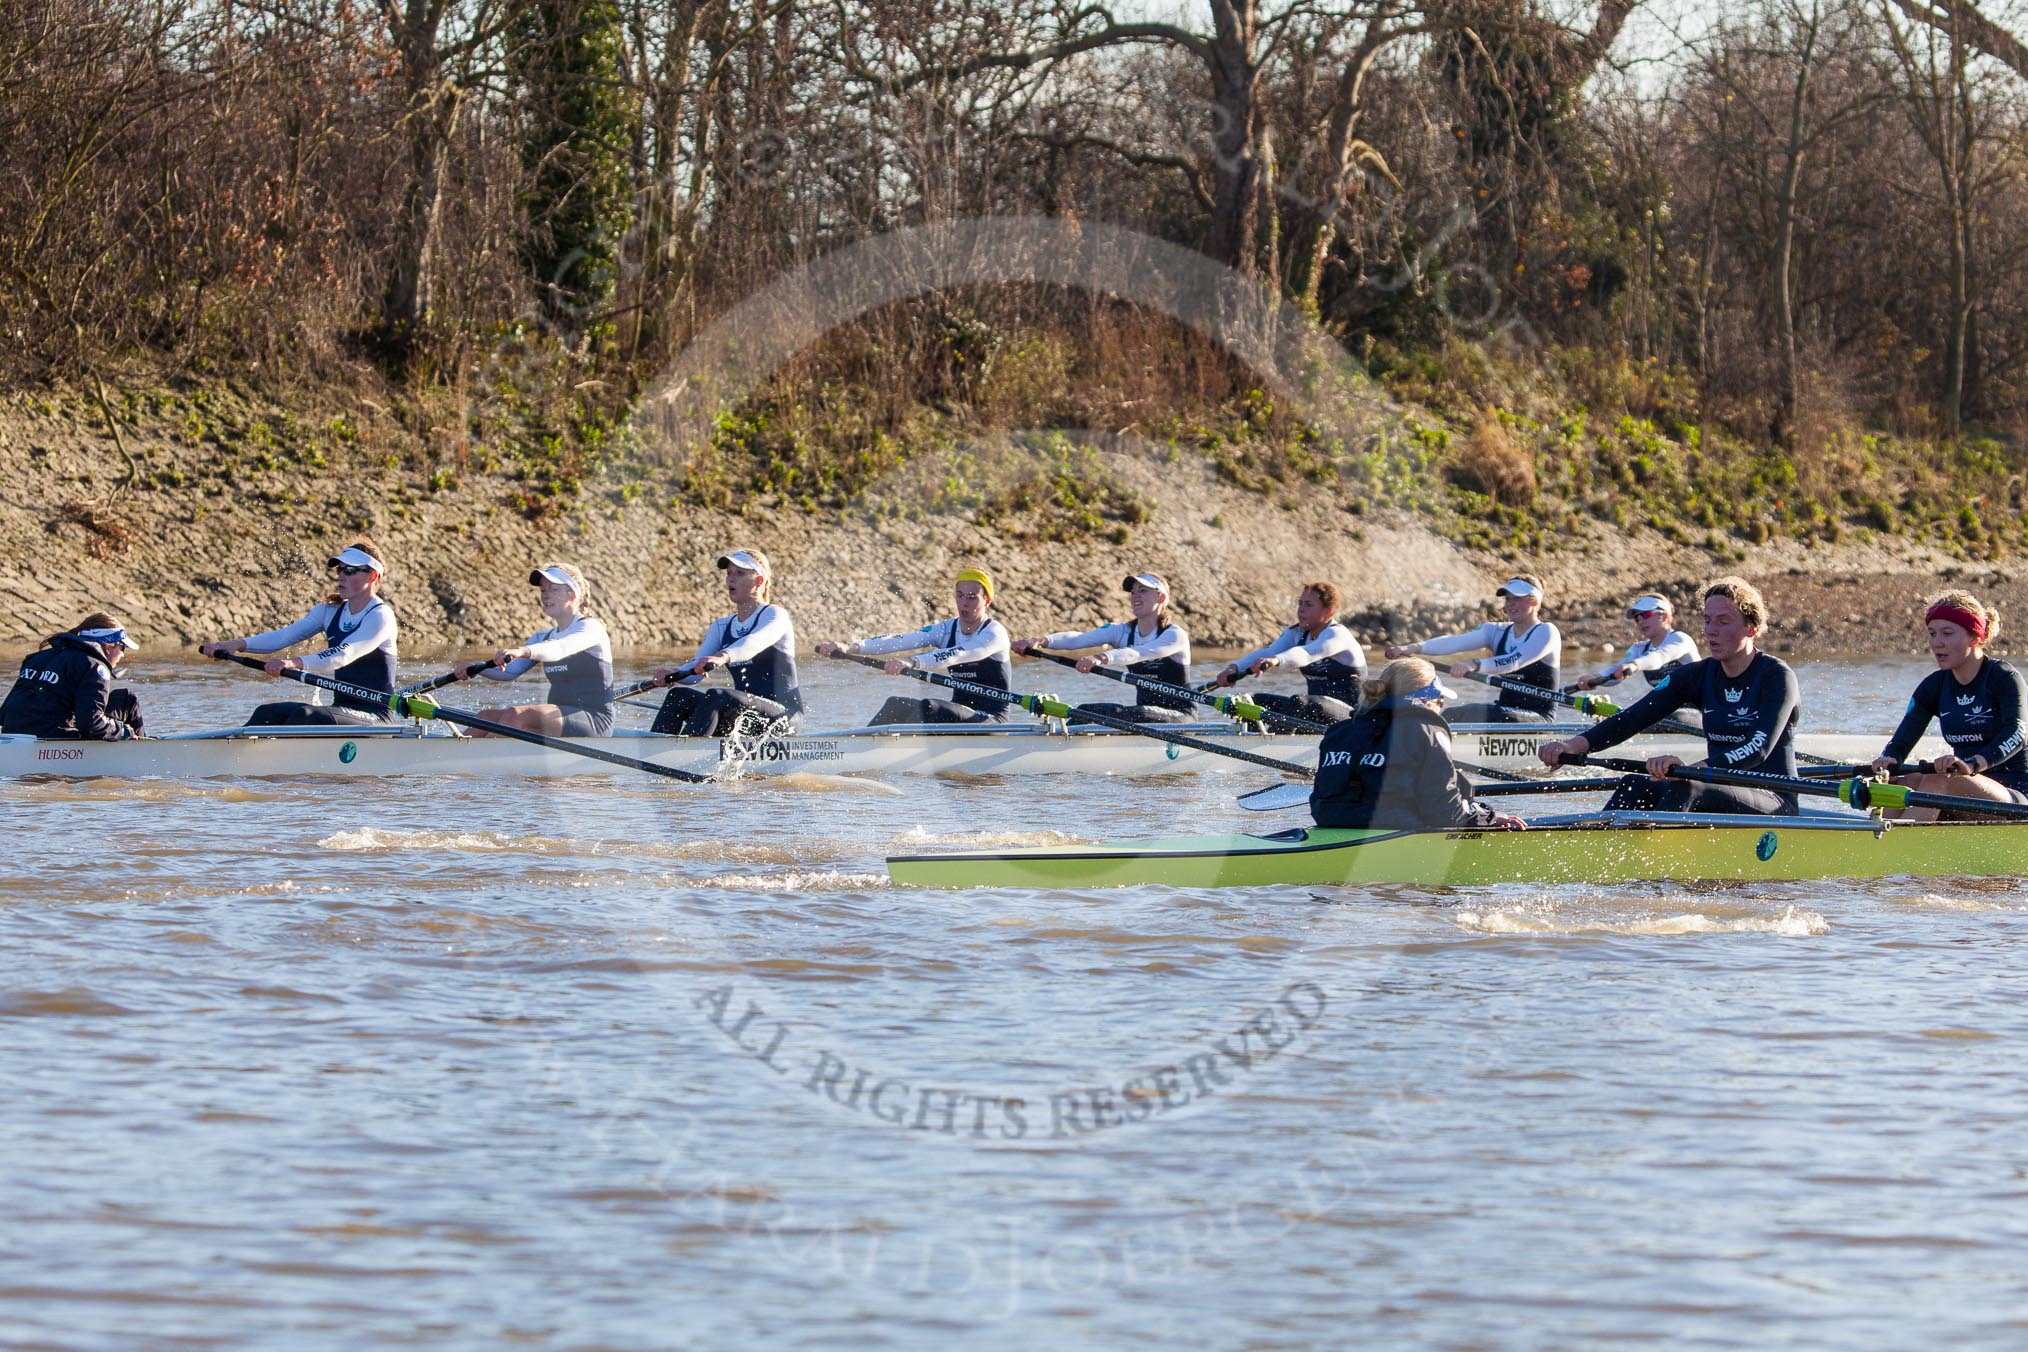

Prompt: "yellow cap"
[955,567,995,601]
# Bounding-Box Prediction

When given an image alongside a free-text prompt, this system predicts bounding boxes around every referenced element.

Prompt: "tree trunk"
[380,5,460,348]
[1205,2,1260,270]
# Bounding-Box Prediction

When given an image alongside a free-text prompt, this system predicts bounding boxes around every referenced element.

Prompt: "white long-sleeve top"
[1582,628,1700,688]
[1235,622,1364,676]
[1040,619,1190,669]
[690,605,795,667]
[480,615,612,680]
[1417,621,1561,678]
[238,600,398,676]
[857,617,1010,673]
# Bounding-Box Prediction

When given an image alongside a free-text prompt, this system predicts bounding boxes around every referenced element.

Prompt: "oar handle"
[830,650,1316,778]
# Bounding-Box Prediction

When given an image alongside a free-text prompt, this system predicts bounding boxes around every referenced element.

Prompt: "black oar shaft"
[1027,649,1322,732]
[830,651,1316,778]
[1563,753,2028,818]
[211,651,709,783]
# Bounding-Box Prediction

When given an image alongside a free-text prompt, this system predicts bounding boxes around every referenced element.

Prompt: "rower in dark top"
[1309,658,1525,831]
[1013,571,1191,724]
[0,612,145,739]
[1214,580,1367,730]
[453,562,615,737]
[1537,576,1800,815]
[198,540,399,726]
[1387,573,1561,723]
[652,549,803,737]
[817,569,1012,725]
[1868,589,2028,819]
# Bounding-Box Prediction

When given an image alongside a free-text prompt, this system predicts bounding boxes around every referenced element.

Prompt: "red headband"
[1926,603,1987,642]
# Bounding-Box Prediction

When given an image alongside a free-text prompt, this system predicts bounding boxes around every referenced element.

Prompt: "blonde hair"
[1360,657,1438,710]
[1704,575,1769,630]
[1925,588,2000,643]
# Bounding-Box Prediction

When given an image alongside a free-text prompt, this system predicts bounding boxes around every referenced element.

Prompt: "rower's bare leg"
[470,705,567,738]
[1888,772,2017,822]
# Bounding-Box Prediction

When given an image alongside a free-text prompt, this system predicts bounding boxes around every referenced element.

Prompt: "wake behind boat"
[0,721,1931,781]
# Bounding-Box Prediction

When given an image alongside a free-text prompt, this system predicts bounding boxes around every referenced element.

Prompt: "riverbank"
[1,371,2015,666]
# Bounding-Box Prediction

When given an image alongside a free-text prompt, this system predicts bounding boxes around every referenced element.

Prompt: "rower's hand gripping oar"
[1024,648,1321,731]
[208,651,712,783]
[827,650,1318,778]
[1556,752,2028,819]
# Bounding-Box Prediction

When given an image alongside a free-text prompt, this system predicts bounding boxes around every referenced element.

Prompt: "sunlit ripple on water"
[4,654,2028,1346]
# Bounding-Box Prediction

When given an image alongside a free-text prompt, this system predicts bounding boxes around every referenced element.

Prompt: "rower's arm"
[1038,624,1120,653]
[1414,625,1495,659]
[236,610,329,654]
[521,617,608,666]
[853,626,935,658]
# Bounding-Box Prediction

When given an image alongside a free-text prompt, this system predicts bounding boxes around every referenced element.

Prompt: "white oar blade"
[1237,781,1312,813]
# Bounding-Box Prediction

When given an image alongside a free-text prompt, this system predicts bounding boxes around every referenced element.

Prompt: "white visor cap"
[1122,572,1170,597]
[529,564,584,599]
[1628,593,1670,615]
[329,545,386,574]
[1495,576,1541,599]
[717,549,770,577]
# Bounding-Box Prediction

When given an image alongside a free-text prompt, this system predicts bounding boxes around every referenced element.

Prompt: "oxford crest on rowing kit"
[1957,692,1978,706]
[1723,686,1744,703]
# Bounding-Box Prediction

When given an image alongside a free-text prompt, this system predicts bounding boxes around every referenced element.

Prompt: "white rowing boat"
[0,722,1937,781]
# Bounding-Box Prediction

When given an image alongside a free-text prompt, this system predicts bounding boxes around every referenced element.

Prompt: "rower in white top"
[817,568,1013,725]
[1386,573,1561,724]
[1574,592,1700,692]
[1573,590,1701,728]
[198,539,400,726]
[1213,580,1367,730]
[451,562,615,737]
[1013,572,1192,724]
[650,549,805,737]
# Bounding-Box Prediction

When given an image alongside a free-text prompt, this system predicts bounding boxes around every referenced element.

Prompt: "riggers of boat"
[0,722,1932,782]
[886,811,2028,890]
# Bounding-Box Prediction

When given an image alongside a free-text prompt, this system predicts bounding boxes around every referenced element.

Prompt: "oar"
[828,651,1316,778]
[1457,668,1701,733]
[1559,753,2028,818]
[209,651,711,783]
[400,659,499,695]
[1025,648,1323,731]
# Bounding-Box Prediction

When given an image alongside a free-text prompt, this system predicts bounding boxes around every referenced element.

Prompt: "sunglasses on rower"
[329,563,375,577]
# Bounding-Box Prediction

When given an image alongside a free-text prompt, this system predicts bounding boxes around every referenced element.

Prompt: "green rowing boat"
[886,810,2028,890]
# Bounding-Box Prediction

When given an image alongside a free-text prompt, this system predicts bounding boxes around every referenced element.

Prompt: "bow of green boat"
[885,811,2028,890]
